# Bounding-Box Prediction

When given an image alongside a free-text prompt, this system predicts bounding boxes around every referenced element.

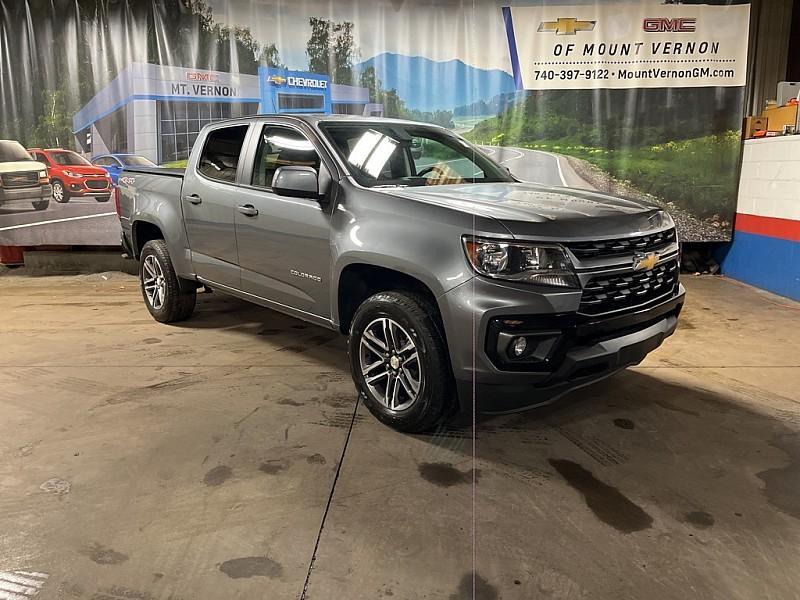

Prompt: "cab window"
[251,126,320,189]
[197,125,249,183]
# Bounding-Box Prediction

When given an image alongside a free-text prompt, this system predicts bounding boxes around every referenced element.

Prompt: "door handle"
[237,204,259,217]
[185,194,202,205]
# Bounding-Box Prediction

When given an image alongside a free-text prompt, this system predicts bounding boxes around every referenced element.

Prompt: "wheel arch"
[335,261,445,337]
[131,219,165,260]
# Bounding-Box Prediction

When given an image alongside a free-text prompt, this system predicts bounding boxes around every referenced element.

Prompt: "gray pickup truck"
[117,115,684,432]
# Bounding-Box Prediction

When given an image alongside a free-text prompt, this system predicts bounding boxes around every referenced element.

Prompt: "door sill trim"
[196,276,337,331]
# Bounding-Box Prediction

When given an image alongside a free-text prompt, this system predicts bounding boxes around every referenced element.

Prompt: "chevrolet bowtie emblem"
[268,75,287,85]
[633,251,660,272]
[538,18,596,35]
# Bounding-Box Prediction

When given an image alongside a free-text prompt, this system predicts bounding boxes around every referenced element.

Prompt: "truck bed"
[117,166,187,256]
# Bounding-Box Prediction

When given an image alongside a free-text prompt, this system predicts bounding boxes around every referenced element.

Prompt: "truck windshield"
[320,123,513,188]
[0,141,34,163]
[49,150,91,166]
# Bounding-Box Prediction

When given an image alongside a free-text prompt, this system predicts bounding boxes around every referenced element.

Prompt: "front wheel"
[348,291,454,433]
[96,195,110,203]
[139,239,196,323]
[32,199,49,211]
[52,181,69,203]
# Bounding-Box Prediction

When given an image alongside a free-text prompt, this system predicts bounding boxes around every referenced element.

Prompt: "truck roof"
[206,114,447,130]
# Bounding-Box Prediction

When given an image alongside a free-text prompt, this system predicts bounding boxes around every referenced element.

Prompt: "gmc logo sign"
[643,17,696,33]
[186,72,221,83]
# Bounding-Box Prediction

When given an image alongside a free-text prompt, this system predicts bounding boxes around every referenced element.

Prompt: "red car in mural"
[28,148,112,203]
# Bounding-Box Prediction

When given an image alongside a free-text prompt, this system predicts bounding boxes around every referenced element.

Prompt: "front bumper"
[65,177,112,197]
[439,276,685,414]
[0,184,52,204]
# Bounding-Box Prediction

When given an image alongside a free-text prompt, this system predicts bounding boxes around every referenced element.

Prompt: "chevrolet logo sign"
[268,75,287,86]
[538,18,596,35]
[633,251,660,272]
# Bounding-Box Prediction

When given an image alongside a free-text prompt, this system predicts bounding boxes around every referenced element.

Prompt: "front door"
[180,123,251,289]
[234,123,333,319]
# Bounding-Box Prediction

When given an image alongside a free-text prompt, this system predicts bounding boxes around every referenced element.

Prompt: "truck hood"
[386,182,667,239]
[0,160,46,174]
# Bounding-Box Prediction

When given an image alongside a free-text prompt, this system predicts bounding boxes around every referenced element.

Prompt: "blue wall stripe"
[722,231,800,301]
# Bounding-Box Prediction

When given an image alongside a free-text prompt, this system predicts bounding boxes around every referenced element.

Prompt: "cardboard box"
[743,116,768,138]
[761,104,798,132]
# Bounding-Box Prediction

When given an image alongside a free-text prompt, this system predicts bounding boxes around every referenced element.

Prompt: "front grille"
[85,179,109,190]
[579,260,679,315]
[567,228,676,259]
[1,171,39,189]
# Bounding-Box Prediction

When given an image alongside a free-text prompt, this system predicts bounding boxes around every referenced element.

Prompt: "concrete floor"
[1,273,799,600]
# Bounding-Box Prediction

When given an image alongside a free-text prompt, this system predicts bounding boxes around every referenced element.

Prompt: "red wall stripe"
[734,213,800,243]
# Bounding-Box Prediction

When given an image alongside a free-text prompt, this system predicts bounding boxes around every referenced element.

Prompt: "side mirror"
[272,166,325,200]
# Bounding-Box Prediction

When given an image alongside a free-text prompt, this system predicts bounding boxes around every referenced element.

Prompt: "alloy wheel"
[358,317,422,411]
[52,182,64,202]
[142,255,166,310]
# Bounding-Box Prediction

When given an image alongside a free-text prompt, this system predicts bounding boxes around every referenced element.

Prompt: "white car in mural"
[0,140,51,211]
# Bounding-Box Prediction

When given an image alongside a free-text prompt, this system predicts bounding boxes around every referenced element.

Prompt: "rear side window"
[198,125,249,183]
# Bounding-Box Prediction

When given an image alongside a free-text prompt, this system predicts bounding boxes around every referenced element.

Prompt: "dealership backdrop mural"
[0,0,750,247]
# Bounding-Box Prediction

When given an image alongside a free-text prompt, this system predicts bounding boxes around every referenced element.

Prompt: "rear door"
[180,123,251,289]
[233,121,334,319]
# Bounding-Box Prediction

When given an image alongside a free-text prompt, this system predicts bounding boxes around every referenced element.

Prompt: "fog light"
[512,336,527,357]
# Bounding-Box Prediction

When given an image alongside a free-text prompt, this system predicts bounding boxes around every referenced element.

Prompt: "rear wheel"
[32,199,49,211]
[139,239,196,323]
[52,180,69,203]
[348,291,453,433]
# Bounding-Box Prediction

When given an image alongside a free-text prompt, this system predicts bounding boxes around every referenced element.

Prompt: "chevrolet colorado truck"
[117,115,684,432]
[0,140,51,211]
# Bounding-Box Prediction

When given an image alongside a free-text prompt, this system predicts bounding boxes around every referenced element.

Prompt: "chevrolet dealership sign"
[503,3,750,89]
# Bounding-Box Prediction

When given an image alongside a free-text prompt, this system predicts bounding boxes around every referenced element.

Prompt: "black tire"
[32,199,49,211]
[348,291,454,433]
[139,239,196,323]
[96,195,110,203]
[52,180,69,203]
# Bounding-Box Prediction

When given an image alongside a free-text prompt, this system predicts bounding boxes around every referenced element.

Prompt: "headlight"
[463,236,579,288]
[63,170,84,178]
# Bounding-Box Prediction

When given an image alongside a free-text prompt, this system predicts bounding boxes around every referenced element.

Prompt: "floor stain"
[259,460,289,475]
[203,465,233,487]
[91,585,158,600]
[448,572,499,600]
[652,398,701,417]
[305,453,327,465]
[83,543,129,565]
[322,393,356,409]
[549,459,653,533]
[258,328,284,336]
[757,433,800,520]
[219,556,283,579]
[613,418,635,430]
[419,462,480,488]
[684,510,715,529]
[40,477,71,496]
[277,398,304,407]
[142,338,162,345]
